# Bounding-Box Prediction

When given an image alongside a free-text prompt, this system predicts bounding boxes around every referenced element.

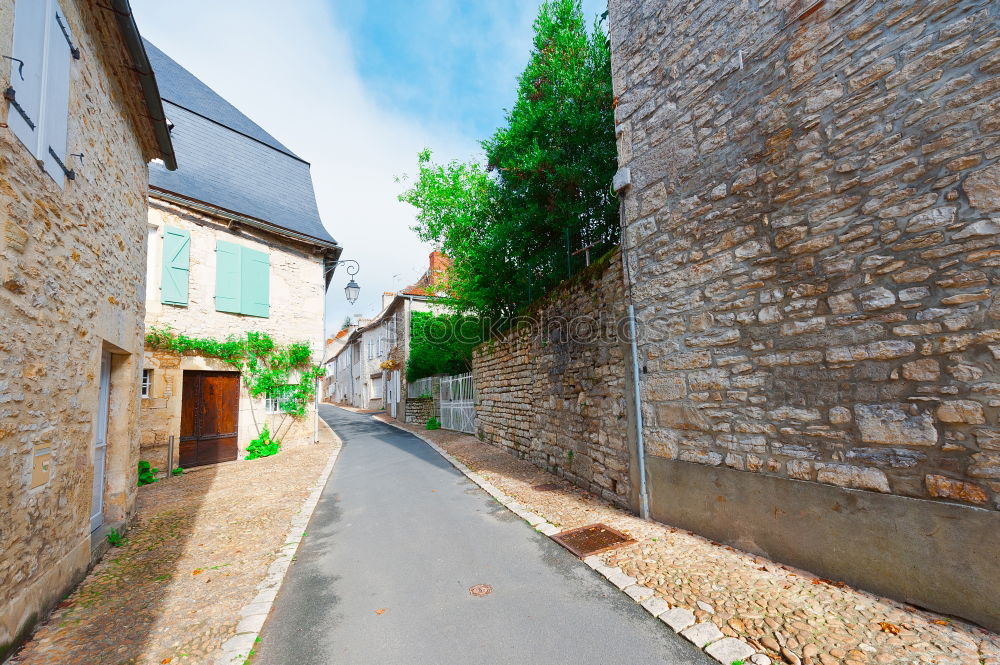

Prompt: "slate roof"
[144,41,337,248]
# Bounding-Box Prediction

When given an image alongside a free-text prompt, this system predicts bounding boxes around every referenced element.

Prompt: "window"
[161,226,190,305]
[215,240,270,317]
[8,0,77,186]
[141,369,152,398]
[265,385,297,413]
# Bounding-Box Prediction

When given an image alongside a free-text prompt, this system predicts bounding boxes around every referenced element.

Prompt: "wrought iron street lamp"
[330,259,361,304]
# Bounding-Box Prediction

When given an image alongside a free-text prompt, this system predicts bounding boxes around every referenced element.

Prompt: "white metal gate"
[407,376,434,398]
[90,351,111,532]
[439,372,475,434]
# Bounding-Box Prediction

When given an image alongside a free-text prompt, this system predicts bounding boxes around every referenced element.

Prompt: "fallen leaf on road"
[162,658,172,664]
[192,569,203,575]
[878,621,900,635]
[932,619,950,626]
[374,609,386,615]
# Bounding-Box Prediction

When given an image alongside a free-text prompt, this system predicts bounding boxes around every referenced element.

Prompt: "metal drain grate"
[551,523,635,558]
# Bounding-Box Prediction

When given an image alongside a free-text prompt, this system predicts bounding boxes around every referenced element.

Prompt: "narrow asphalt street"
[255,404,713,665]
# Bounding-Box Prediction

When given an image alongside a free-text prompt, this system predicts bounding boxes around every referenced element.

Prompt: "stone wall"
[0,0,158,656]
[608,0,1000,628]
[140,200,326,467]
[473,252,633,506]
[405,396,434,425]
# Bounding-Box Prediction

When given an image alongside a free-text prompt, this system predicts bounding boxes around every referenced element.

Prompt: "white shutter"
[40,5,72,186]
[8,0,48,154]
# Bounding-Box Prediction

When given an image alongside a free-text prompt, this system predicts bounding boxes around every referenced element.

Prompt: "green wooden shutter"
[160,227,190,305]
[240,247,270,318]
[215,240,242,313]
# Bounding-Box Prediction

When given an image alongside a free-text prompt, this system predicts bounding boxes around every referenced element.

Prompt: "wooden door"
[180,371,240,468]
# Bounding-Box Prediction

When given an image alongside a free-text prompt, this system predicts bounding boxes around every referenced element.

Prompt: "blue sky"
[131,0,608,339]
[334,0,607,140]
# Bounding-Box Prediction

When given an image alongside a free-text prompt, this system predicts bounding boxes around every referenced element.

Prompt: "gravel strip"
[9,426,341,665]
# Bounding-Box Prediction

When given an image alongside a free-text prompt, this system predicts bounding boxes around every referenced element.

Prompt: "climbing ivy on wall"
[145,326,325,426]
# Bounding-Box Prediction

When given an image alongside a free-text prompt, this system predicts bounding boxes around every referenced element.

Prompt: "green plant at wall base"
[145,326,325,436]
[245,424,280,460]
[425,416,441,430]
[106,529,125,547]
[137,460,158,486]
[171,467,184,476]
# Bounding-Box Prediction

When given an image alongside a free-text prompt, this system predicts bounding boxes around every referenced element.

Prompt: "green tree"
[407,311,483,381]
[399,0,617,322]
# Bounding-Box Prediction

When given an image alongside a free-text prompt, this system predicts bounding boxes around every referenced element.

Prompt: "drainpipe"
[627,303,650,520]
[616,167,650,520]
[316,263,325,443]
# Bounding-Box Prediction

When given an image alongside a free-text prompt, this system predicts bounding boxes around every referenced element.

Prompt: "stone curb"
[212,428,344,665]
[375,416,770,665]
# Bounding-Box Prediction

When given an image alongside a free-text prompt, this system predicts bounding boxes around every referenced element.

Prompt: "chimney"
[428,250,450,276]
[382,291,396,309]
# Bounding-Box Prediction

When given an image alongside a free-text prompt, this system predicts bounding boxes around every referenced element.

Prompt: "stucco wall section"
[473,253,632,506]
[0,0,153,656]
[144,200,325,348]
[609,0,1000,510]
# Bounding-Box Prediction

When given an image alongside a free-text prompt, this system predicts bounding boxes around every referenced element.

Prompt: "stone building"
[139,42,341,471]
[608,0,1000,629]
[325,251,450,416]
[0,0,175,657]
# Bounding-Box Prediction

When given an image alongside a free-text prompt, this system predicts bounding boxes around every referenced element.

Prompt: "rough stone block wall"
[610,0,1000,509]
[405,397,434,425]
[0,0,157,656]
[473,253,633,506]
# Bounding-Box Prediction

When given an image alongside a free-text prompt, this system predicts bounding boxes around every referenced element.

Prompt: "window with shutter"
[8,0,47,152]
[215,240,242,314]
[240,247,270,318]
[7,0,75,187]
[160,226,190,305]
[214,240,270,317]
[40,7,73,185]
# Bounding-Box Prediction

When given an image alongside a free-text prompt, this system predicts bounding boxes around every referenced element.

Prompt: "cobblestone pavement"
[9,436,338,665]
[380,417,1000,665]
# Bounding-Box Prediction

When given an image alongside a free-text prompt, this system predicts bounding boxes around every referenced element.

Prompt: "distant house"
[0,0,175,658]
[139,42,341,471]
[324,251,450,418]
